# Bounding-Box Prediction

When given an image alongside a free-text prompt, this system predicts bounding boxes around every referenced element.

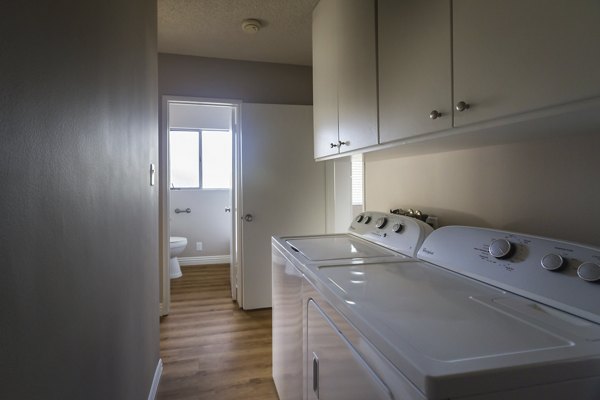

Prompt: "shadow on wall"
[365,132,600,247]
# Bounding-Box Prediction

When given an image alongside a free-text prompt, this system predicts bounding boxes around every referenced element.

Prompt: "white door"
[240,104,326,310]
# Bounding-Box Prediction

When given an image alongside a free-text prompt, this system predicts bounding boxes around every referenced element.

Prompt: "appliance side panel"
[272,246,304,400]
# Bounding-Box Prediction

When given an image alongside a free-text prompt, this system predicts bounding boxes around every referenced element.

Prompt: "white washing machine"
[271,211,434,400]
[305,226,600,400]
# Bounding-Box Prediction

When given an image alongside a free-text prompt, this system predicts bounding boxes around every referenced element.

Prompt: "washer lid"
[286,235,400,261]
[317,261,600,399]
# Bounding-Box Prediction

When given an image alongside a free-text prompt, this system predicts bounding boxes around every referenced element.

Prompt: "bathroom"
[166,101,235,283]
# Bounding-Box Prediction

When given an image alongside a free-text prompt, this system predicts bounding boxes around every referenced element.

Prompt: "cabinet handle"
[312,352,319,397]
[429,110,443,120]
[455,101,470,112]
[330,142,339,148]
[338,140,349,147]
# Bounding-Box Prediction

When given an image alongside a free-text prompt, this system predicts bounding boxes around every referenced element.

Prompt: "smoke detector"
[242,19,262,34]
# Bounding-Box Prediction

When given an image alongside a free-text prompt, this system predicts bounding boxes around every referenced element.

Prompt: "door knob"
[225,207,231,212]
[243,214,253,222]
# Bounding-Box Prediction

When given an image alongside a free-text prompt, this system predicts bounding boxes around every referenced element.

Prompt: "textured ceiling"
[158,0,320,66]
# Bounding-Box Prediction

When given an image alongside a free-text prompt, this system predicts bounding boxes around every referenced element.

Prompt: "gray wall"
[365,132,600,247]
[0,1,159,399]
[159,53,313,104]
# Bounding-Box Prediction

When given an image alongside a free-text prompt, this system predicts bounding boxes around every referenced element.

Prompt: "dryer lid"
[286,235,401,261]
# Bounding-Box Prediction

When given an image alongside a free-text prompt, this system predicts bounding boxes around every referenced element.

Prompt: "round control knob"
[363,216,371,224]
[375,217,387,229]
[355,215,364,223]
[392,223,404,233]
[577,262,600,282]
[488,239,512,259]
[541,253,564,271]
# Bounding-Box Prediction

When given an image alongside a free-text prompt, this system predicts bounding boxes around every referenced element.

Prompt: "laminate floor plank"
[157,265,279,400]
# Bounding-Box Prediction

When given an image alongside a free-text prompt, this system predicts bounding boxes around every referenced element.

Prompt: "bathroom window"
[170,129,232,189]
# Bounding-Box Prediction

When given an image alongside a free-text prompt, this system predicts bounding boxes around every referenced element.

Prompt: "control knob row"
[355,215,404,233]
[541,253,600,282]
[488,239,600,282]
[377,217,404,232]
[355,215,371,224]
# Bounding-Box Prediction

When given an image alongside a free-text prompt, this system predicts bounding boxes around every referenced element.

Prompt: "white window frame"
[169,128,231,190]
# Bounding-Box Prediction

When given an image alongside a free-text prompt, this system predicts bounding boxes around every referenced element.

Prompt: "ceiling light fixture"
[242,19,262,34]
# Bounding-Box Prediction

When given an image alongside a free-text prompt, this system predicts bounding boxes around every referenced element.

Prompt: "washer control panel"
[418,226,600,323]
[349,211,434,258]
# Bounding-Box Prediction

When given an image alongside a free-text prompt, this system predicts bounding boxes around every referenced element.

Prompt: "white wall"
[170,189,231,257]
[325,158,354,233]
[0,0,159,398]
[365,132,600,247]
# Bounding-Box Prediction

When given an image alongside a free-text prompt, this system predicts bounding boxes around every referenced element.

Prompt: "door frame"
[159,95,242,315]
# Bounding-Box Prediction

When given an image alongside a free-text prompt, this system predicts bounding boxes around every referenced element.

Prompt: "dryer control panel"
[418,226,600,324]
[349,212,434,258]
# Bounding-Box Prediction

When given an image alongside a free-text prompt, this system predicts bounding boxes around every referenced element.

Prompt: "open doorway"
[159,97,241,316]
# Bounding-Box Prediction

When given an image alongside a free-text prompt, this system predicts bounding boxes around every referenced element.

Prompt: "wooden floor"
[157,265,279,400]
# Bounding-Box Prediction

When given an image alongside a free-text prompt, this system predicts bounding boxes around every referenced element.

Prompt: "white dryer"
[271,211,434,400]
[306,226,600,400]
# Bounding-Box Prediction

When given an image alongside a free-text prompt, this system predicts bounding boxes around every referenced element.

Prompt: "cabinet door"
[313,0,340,158]
[378,0,452,143]
[306,300,393,400]
[337,0,379,153]
[453,0,600,127]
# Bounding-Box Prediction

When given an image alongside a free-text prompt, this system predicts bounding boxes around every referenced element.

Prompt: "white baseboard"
[178,255,231,266]
[148,358,163,400]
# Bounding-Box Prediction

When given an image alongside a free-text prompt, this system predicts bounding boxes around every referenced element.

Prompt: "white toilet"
[169,236,187,279]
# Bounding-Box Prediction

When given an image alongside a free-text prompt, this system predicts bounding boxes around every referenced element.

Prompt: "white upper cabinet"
[313,0,378,159]
[336,0,378,153]
[378,0,600,144]
[453,0,600,127]
[378,0,452,143]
